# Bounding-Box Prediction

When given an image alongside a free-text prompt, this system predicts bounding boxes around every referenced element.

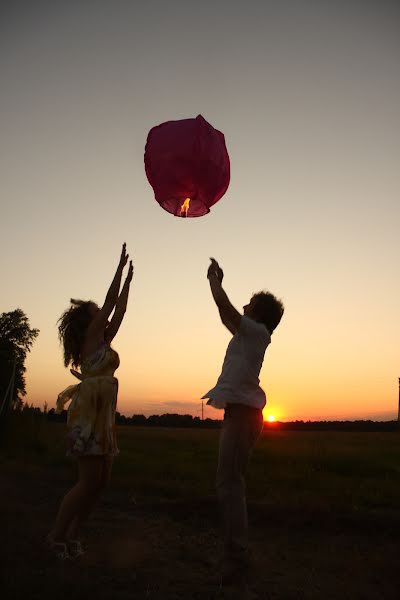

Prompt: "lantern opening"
[180,198,191,218]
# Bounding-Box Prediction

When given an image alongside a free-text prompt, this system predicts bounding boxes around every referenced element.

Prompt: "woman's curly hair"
[58,299,97,368]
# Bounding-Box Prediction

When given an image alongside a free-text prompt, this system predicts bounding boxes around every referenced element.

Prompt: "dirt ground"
[2,462,400,600]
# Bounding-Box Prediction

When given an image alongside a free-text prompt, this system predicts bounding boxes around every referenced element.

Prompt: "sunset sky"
[1,1,399,421]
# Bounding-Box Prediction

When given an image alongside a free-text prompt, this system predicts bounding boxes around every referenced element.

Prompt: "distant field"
[1,419,400,599]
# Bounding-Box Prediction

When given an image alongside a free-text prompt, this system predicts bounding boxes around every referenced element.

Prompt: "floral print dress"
[56,345,120,456]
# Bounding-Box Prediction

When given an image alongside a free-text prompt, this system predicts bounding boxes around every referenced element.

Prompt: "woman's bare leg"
[51,456,104,542]
[67,456,113,540]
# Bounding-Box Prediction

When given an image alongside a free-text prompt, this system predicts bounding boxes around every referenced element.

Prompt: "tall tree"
[0,309,39,416]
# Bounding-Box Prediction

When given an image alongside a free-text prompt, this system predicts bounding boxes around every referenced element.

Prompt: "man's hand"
[206,257,240,334]
[207,257,224,284]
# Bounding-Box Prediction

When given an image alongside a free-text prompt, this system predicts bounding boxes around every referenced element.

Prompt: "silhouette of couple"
[47,243,284,588]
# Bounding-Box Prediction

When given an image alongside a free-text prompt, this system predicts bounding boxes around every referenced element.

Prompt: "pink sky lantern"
[144,114,230,218]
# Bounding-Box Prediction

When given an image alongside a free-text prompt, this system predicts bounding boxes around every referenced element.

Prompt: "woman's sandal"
[67,539,85,558]
[46,535,71,560]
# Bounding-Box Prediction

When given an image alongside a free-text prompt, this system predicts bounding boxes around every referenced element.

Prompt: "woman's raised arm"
[105,260,134,344]
[89,244,129,334]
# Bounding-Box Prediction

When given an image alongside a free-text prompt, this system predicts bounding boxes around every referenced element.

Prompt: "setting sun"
[262,408,280,422]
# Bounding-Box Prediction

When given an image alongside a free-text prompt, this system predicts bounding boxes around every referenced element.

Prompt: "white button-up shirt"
[202,316,271,410]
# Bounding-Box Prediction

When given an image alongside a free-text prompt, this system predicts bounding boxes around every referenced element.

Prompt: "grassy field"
[1,417,400,599]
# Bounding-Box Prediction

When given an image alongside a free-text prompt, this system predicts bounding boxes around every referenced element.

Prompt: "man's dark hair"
[252,292,284,333]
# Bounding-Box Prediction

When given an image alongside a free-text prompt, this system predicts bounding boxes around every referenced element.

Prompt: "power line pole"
[398,377,400,423]
[201,399,204,421]
[0,355,16,418]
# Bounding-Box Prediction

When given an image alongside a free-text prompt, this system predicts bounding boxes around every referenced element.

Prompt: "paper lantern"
[144,114,230,218]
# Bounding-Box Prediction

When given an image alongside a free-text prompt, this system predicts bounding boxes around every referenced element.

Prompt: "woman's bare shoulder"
[81,335,107,363]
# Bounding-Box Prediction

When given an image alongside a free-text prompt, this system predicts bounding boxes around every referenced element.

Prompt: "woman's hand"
[88,243,130,337]
[104,259,134,344]
[70,369,83,381]
[126,259,134,283]
[119,243,129,269]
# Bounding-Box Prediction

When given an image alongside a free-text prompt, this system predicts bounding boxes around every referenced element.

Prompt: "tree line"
[0,309,39,429]
[12,403,399,431]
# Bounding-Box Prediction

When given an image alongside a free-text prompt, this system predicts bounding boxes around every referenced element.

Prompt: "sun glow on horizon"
[263,406,281,422]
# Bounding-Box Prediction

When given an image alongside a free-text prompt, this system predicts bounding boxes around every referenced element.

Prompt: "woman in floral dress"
[47,244,133,559]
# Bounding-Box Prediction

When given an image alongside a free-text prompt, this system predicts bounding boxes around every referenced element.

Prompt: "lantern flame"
[180,198,191,218]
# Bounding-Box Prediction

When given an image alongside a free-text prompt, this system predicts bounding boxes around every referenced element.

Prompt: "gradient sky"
[1,0,399,420]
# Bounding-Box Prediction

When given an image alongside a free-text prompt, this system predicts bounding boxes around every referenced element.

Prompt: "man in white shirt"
[202,258,284,586]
